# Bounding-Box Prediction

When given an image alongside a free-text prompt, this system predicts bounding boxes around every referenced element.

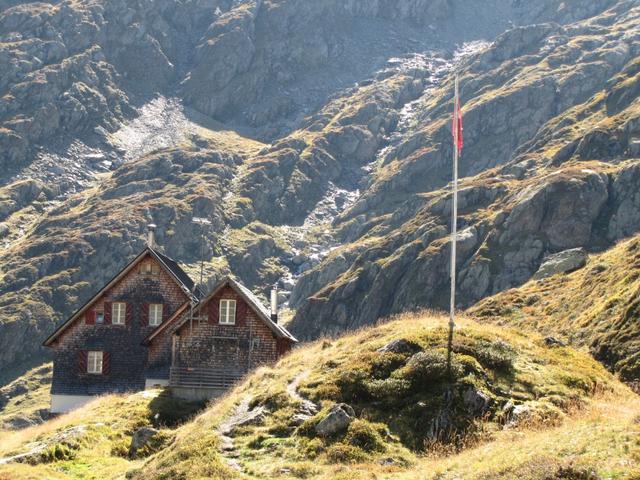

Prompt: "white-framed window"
[96,311,104,324]
[149,303,163,327]
[112,302,126,325]
[87,351,103,374]
[219,299,236,325]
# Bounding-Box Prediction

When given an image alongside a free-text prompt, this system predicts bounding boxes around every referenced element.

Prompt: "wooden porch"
[168,366,246,389]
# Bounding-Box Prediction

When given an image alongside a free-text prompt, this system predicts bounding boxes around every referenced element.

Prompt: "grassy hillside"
[0,390,210,480]
[3,312,637,479]
[471,234,640,385]
[0,363,51,431]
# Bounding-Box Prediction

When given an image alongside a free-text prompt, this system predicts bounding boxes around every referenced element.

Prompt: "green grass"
[471,234,640,386]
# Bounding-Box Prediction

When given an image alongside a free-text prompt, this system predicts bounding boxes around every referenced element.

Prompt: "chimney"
[147,224,157,249]
[270,285,278,323]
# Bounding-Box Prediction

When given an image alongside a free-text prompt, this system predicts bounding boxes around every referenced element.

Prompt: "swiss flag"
[452,97,463,154]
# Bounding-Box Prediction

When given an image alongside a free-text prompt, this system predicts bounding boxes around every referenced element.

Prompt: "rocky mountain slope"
[1,0,640,381]
[2,313,638,479]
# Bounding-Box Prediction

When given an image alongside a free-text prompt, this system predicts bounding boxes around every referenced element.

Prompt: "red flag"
[452,97,463,154]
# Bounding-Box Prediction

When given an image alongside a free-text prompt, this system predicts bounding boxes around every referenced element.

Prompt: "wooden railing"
[169,366,245,389]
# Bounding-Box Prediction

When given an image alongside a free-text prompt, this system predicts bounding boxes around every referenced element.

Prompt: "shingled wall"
[50,254,188,395]
[173,286,285,374]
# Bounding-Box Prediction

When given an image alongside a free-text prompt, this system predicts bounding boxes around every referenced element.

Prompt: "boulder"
[463,387,493,417]
[544,336,567,347]
[377,339,422,355]
[315,403,355,437]
[129,427,159,455]
[534,248,588,280]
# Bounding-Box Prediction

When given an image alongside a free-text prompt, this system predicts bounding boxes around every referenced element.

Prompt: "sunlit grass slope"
[131,312,636,480]
[1,313,637,480]
[0,390,211,480]
[471,234,640,384]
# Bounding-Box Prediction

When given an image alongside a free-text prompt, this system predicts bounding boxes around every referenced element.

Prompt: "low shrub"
[474,340,516,371]
[302,437,325,458]
[366,377,411,401]
[41,443,77,463]
[394,350,462,387]
[247,434,268,450]
[344,420,386,453]
[325,442,368,464]
[249,390,292,411]
[336,369,371,402]
[131,430,174,458]
[370,353,407,379]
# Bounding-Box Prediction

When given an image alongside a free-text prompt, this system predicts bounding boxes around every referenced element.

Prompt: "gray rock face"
[534,248,588,280]
[129,427,159,455]
[315,403,355,437]
[463,387,493,417]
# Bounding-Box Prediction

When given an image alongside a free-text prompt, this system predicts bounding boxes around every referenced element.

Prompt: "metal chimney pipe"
[147,224,157,249]
[270,285,278,323]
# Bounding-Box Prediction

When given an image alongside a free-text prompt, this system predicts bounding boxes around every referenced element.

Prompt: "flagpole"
[447,74,460,377]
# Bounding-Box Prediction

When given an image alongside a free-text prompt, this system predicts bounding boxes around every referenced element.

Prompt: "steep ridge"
[288,1,640,342]
[0,0,636,381]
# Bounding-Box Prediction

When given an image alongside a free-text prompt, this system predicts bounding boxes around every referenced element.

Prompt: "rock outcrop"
[534,248,588,280]
[315,403,356,437]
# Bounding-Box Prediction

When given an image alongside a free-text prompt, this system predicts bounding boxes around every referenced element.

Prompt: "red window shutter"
[209,299,219,324]
[162,303,169,322]
[236,300,247,327]
[78,350,88,374]
[141,303,149,326]
[104,302,112,325]
[85,310,96,325]
[125,302,133,326]
[103,351,111,375]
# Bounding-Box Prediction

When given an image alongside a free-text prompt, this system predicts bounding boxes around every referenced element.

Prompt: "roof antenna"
[147,224,157,249]
[191,217,212,333]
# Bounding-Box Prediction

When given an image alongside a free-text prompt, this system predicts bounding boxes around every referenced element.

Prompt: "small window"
[149,303,163,327]
[96,312,104,324]
[140,262,159,275]
[87,351,103,374]
[112,302,126,325]
[219,299,236,325]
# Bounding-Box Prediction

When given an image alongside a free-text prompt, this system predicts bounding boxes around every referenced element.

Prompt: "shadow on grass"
[148,393,208,428]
